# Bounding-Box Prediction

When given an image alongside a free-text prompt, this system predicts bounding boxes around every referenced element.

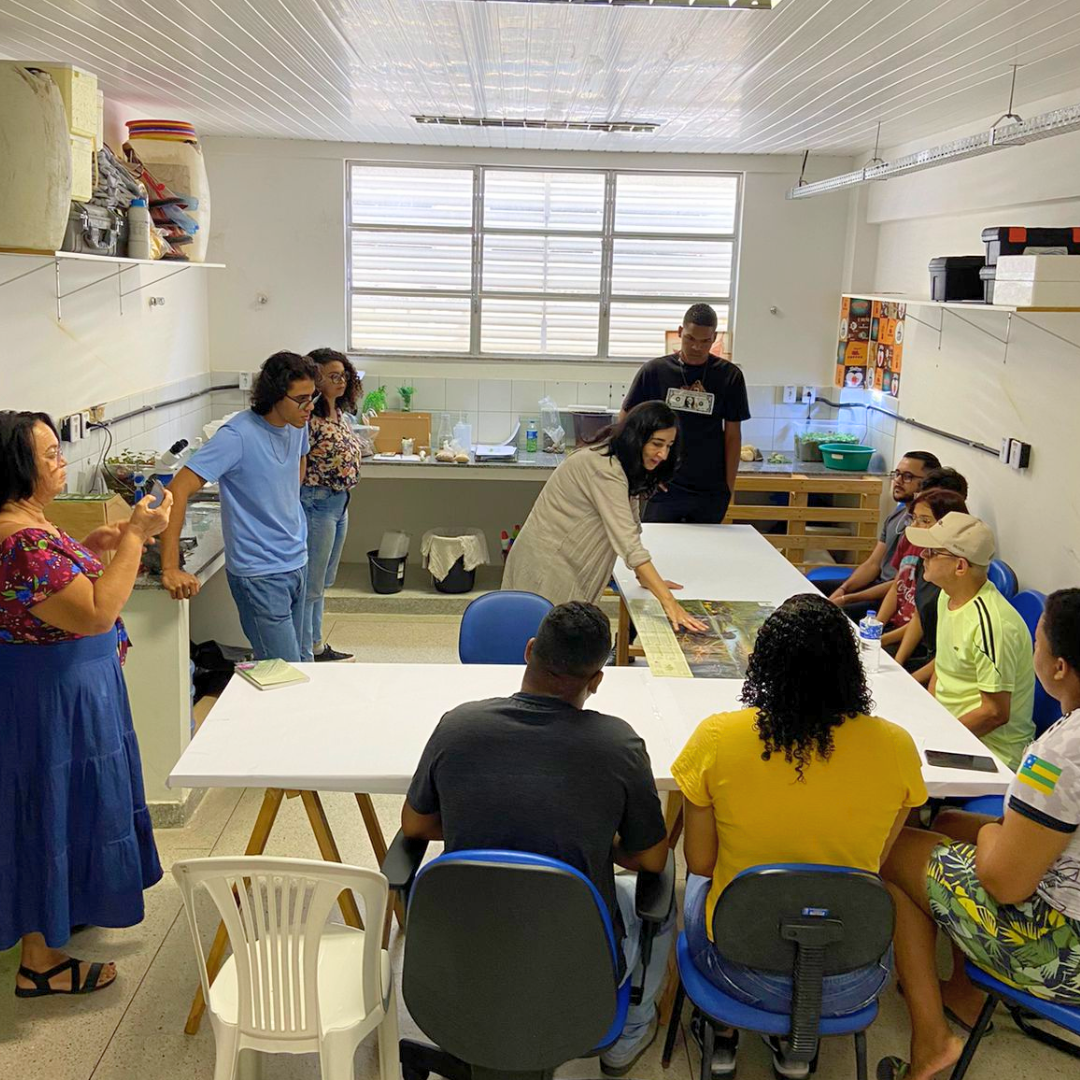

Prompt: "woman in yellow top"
[503,401,706,632]
[672,593,927,1077]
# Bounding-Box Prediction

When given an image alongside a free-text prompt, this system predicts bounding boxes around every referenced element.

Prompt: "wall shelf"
[0,250,225,320]
[842,292,1080,314]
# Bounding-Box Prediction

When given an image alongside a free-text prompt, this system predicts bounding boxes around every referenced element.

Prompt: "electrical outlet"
[801,386,817,406]
[80,410,91,434]
[999,437,1011,464]
[239,371,253,390]
[1008,439,1031,470]
[782,385,797,404]
[89,404,105,424]
[59,415,75,442]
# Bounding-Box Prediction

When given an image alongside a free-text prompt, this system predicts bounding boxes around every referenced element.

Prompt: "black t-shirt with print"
[406,693,667,941]
[622,354,751,494]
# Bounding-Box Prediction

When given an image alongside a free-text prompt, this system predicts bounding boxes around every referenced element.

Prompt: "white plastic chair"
[173,856,400,1080]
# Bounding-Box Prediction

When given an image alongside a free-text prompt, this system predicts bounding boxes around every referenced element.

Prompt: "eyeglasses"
[321,372,347,384]
[921,548,960,561]
[285,392,321,408]
[890,469,924,483]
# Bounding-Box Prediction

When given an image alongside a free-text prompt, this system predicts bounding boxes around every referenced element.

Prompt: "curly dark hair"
[741,593,874,780]
[307,347,361,417]
[249,351,318,416]
[598,401,680,498]
[912,487,968,521]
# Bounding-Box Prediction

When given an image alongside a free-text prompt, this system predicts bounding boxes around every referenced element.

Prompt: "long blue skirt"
[0,631,163,950]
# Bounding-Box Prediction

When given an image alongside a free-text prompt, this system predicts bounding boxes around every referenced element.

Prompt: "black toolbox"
[928,256,985,303]
[982,227,1080,266]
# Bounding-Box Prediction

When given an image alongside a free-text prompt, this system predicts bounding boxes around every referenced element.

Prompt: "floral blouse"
[303,413,362,492]
[0,528,130,662]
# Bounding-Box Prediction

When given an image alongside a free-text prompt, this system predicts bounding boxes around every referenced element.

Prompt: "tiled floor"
[1,614,1075,1080]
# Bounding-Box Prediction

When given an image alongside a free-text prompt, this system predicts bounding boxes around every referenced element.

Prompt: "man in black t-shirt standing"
[621,302,751,524]
[402,602,673,1076]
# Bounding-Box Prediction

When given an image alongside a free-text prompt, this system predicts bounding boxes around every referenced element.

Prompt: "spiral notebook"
[234,659,310,691]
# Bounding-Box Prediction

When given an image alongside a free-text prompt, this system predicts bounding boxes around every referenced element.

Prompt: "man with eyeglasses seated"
[157,351,318,662]
[828,450,941,615]
[905,512,1035,772]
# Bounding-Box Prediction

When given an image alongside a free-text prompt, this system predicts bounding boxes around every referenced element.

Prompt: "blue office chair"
[1012,588,1048,639]
[458,591,553,665]
[383,836,674,1080]
[949,961,1080,1076]
[807,566,849,595]
[661,865,893,1080]
[988,559,1019,599]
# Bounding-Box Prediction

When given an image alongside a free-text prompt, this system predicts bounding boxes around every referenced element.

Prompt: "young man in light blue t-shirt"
[159,351,317,662]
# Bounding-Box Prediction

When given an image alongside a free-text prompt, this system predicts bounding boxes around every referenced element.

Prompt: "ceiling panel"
[3,0,1080,154]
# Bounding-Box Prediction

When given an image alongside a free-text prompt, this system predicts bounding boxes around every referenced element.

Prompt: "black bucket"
[368,549,407,594]
[433,555,475,594]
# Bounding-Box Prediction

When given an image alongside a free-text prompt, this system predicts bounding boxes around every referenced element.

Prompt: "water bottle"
[127,197,154,260]
[526,418,538,453]
[858,610,884,672]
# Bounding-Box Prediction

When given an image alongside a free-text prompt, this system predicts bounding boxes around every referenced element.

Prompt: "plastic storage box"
[928,256,985,302]
[992,255,1080,308]
[569,406,618,447]
[981,227,1080,266]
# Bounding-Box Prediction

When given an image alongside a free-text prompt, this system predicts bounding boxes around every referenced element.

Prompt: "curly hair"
[912,487,968,521]
[307,347,361,417]
[249,351,318,416]
[741,593,874,780]
[599,400,680,498]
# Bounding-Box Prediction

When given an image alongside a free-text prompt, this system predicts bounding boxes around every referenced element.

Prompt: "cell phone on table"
[924,749,999,773]
[148,479,166,509]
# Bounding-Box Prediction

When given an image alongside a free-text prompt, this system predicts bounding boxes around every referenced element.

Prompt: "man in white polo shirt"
[905,512,1035,771]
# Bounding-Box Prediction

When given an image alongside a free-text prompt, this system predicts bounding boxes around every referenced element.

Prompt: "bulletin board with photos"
[836,297,906,396]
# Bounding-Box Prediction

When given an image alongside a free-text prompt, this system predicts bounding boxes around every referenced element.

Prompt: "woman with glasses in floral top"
[301,348,363,662]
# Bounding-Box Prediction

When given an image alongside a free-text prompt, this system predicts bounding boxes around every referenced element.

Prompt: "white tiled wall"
[62,373,234,492]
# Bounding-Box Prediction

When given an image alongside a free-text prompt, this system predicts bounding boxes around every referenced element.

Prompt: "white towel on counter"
[421,527,490,581]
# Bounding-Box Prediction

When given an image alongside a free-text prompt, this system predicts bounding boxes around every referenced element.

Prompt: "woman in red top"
[0,412,171,997]
[876,488,968,656]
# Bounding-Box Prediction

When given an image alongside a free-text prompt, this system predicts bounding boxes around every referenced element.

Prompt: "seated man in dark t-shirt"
[402,601,673,1076]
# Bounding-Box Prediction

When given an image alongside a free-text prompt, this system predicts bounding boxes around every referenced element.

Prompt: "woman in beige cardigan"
[503,402,707,632]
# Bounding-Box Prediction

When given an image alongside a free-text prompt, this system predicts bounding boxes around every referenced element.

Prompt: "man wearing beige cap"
[905,512,1035,771]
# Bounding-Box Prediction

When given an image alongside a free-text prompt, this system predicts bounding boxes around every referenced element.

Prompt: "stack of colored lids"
[126,119,199,143]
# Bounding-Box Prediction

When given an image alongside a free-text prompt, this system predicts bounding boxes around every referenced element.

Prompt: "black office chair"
[662,865,895,1080]
[382,833,674,1080]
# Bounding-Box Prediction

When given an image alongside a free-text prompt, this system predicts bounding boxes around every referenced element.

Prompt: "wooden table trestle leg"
[184,788,285,1035]
[355,793,406,944]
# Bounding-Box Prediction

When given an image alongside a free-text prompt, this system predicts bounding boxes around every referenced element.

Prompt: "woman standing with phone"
[301,348,363,662]
[0,411,172,997]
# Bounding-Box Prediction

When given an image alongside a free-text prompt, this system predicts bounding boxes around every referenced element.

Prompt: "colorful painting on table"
[837,297,906,396]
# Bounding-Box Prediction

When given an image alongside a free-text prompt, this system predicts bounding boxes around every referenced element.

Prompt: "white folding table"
[171,525,1011,1034]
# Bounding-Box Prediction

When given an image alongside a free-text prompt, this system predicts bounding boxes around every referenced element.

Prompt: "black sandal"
[14,958,115,998]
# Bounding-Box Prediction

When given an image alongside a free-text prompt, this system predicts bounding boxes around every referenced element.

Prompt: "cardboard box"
[372,412,432,454]
[45,494,130,563]
[993,254,1080,307]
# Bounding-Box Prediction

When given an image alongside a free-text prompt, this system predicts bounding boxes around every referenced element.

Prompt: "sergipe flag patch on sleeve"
[1018,754,1062,796]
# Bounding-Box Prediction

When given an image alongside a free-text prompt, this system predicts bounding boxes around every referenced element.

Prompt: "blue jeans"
[227,567,307,663]
[300,487,350,662]
[600,874,677,1065]
[685,874,890,1016]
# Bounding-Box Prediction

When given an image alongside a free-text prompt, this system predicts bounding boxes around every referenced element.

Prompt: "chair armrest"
[382,830,428,894]
[636,850,675,924]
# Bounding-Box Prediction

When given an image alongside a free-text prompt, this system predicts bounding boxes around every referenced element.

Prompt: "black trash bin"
[368,549,407,594]
[433,555,475,594]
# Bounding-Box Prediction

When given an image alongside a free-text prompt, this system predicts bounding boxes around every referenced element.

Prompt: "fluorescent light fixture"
[414,115,659,132]
[447,0,778,7]
[788,101,1080,199]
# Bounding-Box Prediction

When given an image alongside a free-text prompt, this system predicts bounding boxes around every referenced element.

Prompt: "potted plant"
[794,430,859,463]
[398,385,416,412]
[361,385,388,420]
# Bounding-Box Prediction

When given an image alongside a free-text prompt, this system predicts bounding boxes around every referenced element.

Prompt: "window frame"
[345,161,741,362]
